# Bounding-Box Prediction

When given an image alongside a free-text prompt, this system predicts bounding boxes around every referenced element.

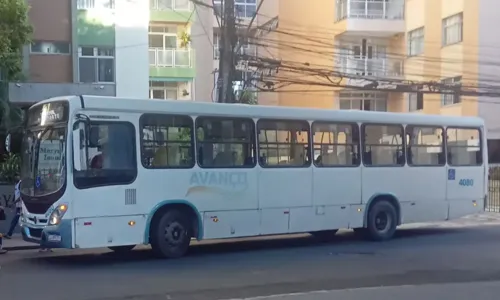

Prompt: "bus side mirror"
[72,121,88,171]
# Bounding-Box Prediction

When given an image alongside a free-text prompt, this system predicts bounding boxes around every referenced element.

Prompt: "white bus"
[19,95,487,258]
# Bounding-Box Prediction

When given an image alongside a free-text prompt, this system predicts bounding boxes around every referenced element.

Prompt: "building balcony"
[334,0,405,37]
[336,57,404,78]
[150,0,193,22]
[77,0,115,9]
[149,47,196,78]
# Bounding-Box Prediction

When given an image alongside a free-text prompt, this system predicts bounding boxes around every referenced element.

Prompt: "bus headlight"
[48,204,69,226]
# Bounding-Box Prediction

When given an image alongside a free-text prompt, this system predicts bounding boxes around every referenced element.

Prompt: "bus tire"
[151,209,191,259]
[311,230,338,242]
[366,200,397,241]
[109,245,135,253]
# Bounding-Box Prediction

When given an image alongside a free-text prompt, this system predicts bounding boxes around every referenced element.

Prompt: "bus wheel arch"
[362,194,400,241]
[148,202,201,258]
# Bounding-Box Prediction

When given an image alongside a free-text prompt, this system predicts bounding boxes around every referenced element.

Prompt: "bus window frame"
[445,126,483,167]
[405,124,446,167]
[361,123,406,168]
[311,120,361,168]
[257,118,312,169]
[195,115,257,169]
[73,120,138,190]
[139,113,196,170]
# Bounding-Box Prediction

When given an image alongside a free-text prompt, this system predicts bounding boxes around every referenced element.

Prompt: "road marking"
[221,285,418,300]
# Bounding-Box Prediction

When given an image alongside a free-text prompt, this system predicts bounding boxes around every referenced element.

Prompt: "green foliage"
[0,0,32,132]
[0,0,33,80]
[180,31,191,49]
[238,90,257,105]
[0,153,20,183]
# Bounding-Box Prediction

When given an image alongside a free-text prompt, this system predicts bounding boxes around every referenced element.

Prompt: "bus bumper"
[21,220,73,249]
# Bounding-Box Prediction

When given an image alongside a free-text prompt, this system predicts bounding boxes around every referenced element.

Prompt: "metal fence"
[487,166,500,212]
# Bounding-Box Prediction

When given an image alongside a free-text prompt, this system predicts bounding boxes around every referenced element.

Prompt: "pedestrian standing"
[0,205,7,254]
[3,178,22,239]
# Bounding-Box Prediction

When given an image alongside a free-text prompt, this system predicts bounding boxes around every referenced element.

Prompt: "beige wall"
[404,0,479,117]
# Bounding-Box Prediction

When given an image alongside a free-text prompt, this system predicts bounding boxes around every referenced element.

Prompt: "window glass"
[258,120,310,167]
[196,117,256,168]
[141,114,194,168]
[406,126,445,166]
[312,122,360,167]
[362,124,404,166]
[75,122,136,189]
[446,127,482,166]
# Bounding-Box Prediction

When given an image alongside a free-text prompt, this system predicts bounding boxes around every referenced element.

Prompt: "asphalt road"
[2,223,500,300]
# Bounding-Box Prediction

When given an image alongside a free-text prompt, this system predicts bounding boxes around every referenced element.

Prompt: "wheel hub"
[164,222,185,246]
[375,212,389,231]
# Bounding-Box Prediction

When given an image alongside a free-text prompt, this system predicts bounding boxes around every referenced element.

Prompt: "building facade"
[273,0,500,145]
[10,0,277,105]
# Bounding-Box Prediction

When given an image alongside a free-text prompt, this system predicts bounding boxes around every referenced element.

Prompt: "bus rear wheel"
[151,209,191,259]
[366,200,397,241]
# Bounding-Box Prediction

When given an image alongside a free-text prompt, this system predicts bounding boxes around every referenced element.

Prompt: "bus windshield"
[20,126,67,197]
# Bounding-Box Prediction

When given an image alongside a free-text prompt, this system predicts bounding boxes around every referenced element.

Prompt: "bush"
[490,166,500,180]
[0,153,20,183]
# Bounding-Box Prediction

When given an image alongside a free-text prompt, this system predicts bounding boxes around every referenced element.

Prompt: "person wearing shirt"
[0,205,6,254]
[4,178,22,239]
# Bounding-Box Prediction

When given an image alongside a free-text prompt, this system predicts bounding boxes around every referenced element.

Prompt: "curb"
[4,245,40,251]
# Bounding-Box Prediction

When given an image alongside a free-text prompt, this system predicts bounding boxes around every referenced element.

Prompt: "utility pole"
[217,0,237,103]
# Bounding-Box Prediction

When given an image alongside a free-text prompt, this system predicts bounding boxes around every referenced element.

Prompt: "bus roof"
[38,95,485,127]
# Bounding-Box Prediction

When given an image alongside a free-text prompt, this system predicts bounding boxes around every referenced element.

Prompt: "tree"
[0,0,32,132]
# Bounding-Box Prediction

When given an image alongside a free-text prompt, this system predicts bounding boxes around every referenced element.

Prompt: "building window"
[78,46,114,83]
[406,126,445,166]
[443,13,463,46]
[213,0,257,19]
[441,76,462,106]
[150,0,191,10]
[408,27,424,56]
[362,124,405,166]
[77,0,115,9]
[408,92,423,111]
[140,114,194,168]
[338,91,387,112]
[149,81,178,100]
[30,41,70,54]
[213,33,220,59]
[257,119,311,167]
[312,122,360,167]
[446,127,482,166]
[196,117,256,168]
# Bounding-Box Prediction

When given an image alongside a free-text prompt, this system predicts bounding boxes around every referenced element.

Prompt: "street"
[2,217,500,300]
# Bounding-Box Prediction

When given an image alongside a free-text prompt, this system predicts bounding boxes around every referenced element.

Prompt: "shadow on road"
[22,226,465,267]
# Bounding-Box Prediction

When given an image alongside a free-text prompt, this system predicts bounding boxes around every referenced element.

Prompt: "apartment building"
[275,0,500,144]
[8,0,277,105]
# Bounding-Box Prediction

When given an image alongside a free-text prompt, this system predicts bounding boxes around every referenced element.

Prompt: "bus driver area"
[15,95,486,259]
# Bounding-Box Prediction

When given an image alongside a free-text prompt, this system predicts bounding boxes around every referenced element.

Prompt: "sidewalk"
[2,234,39,251]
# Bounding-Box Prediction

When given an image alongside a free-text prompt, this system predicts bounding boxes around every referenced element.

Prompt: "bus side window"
[446,127,482,166]
[406,126,445,166]
[196,116,256,168]
[257,119,311,168]
[362,124,404,166]
[311,121,360,167]
[140,113,195,169]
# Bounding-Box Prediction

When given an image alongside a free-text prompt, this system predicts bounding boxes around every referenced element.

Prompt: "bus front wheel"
[151,209,191,259]
[366,200,397,241]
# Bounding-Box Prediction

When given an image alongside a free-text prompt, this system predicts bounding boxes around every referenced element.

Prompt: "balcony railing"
[337,57,403,77]
[335,0,404,22]
[77,0,115,9]
[150,0,191,11]
[149,48,193,68]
